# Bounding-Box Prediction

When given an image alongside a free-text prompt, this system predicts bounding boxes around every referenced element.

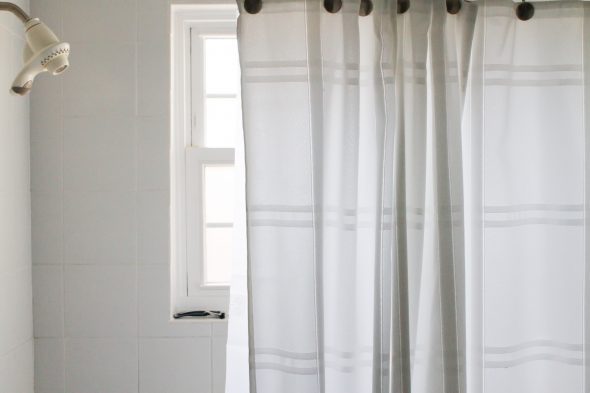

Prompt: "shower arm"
[0,2,31,24]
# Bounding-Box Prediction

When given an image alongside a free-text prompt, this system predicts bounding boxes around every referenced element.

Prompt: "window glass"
[202,165,234,286]
[204,165,234,223]
[205,38,240,95]
[204,227,233,285]
[205,97,238,147]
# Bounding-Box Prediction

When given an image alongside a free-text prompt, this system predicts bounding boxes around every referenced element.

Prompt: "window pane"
[204,227,232,285]
[204,165,234,223]
[205,97,238,148]
[205,38,239,95]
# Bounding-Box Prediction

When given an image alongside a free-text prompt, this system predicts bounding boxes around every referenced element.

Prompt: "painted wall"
[0,0,34,391]
[30,0,227,392]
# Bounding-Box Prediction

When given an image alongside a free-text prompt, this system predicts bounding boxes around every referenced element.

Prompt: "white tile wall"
[63,116,136,192]
[33,266,64,338]
[64,265,137,338]
[34,339,64,392]
[63,191,137,264]
[65,338,138,393]
[139,338,211,393]
[63,43,137,117]
[30,0,229,392]
[0,1,34,392]
[32,192,63,264]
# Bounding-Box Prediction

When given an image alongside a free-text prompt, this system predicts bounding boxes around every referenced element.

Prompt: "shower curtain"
[226,0,590,392]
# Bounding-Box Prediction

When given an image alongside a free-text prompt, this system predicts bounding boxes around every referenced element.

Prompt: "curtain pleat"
[227,1,590,392]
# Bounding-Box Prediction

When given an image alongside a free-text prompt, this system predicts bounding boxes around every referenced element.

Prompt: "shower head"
[0,2,70,96]
[11,18,70,95]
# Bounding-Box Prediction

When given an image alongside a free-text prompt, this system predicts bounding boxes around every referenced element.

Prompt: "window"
[171,4,242,315]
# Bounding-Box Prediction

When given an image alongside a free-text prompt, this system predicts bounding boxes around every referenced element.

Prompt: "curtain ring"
[324,0,343,13]
[446,0,461,14]
[244,0,262,14]
[359,0,373,16]
[516,1,534,21]
[397,0,410,14]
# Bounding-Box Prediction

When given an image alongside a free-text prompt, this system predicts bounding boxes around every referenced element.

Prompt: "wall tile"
[138,42,169,117]
[139,337,211,393]
[32,193,63,265]
[0,5,33,391]
[63,191,136,264]
[138,0,170,44]
[0,95,30,193]
[138,116,169,191]
[0,29,13,120]
[64,265,137,337]
[0,0,28,40]
[63,0,136,43]
[0,191,31,272]
[33,266,64,338]
[138,265,211,337]
[0,268,33,356]
[31,0,63,36]
[62,43,136,117]
[0,13,21,38]
[65,338,138,393]
[30,75,62,141]
[31,136,62,193]
[63,116,136,192]
[0,340,34,393]
[138,191,169,265]
[212,336,227,393]
[34,338,65,392]
[212,321,228,337]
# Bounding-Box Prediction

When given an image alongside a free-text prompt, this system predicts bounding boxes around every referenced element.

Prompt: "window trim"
[171,4,238,315]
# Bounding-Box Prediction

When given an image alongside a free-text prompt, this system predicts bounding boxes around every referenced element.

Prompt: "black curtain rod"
[243,0,535,20]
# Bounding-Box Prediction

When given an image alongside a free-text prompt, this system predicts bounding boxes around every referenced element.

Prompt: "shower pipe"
[0,2,31,23]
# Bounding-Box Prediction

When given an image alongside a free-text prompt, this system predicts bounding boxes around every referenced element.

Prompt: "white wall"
[30,0,227,392]
[0,0,34,391]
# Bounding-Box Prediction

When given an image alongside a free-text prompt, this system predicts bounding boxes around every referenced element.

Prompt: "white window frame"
[171,3,239,314]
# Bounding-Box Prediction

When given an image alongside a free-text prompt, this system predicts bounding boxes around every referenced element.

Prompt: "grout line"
[33,262,170,267]
[135,1,140,391]
[60,15,67,390]
[34,335,217,340]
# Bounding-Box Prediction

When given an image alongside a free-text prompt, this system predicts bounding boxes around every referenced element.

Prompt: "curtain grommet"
[516,2,534,21]
[359,0,373,16]
[446,0,461,15]
[397,0,410,14]
[324,0,343,13]
[244,0,262,14]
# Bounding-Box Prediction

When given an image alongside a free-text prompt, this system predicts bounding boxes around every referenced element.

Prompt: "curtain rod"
[243,0,535,20]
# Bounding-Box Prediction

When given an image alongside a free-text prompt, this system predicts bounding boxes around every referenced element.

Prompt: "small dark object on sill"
[174,311,226,319]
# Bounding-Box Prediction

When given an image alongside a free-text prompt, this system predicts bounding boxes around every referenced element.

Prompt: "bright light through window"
[199,37,240,287]
[203,165,234,285]
[205,38,240,96]
[204,38,240,148]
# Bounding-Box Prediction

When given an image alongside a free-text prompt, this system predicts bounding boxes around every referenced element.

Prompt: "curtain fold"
[227,1,590,392]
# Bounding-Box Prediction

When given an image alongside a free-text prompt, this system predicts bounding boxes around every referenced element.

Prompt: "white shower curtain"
[226,1,590,392]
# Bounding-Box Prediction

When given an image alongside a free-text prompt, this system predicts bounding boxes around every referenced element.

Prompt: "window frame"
[171,4,239,314]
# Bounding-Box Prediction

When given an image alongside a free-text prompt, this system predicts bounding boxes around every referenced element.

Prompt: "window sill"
[169,317,229,324]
